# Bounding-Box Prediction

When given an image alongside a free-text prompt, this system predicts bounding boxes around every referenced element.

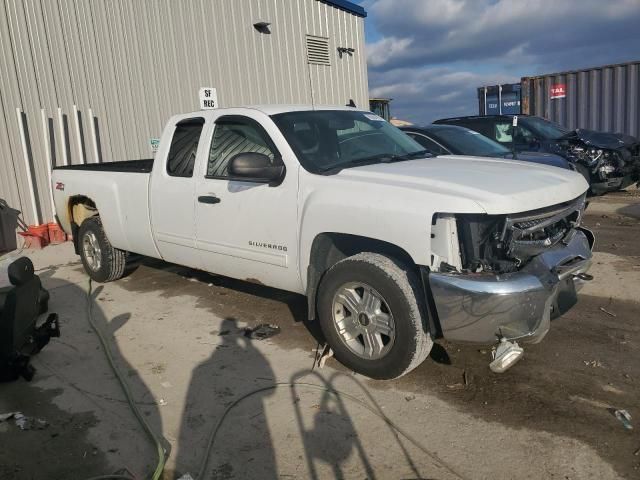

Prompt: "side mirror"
[228,152,285,185]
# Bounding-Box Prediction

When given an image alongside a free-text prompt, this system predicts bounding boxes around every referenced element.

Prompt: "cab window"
[166,118,204,177]
[207,116,277,178]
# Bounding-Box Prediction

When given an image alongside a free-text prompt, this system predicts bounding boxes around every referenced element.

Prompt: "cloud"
[364,0,640,123]
[369,66,518,124]
[367,0,640,71]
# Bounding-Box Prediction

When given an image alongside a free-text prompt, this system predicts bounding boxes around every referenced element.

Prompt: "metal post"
[16,108,39,225]
[73,104,84,163]
[41,108,56,216]
[57,107,69,166]
[88,107,99,163]
[483,87,487,115]
[498,84,502,115]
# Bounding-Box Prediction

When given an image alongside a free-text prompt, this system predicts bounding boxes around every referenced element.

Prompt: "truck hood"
[335,155,588,214]
[502,151,571,170]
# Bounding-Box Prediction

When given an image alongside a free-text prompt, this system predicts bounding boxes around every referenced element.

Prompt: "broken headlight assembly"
[454,196,586,274]
[569,145,623,177]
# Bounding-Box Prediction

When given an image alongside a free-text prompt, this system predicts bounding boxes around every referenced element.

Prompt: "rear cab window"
[166,118,205,177]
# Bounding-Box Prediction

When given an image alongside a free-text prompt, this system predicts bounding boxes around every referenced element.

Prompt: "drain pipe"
[16,108,39,225]
[41,109,56,216]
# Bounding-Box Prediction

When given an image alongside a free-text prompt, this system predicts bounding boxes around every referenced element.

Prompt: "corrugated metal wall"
[0,0,368,229]
[521,61,640,139]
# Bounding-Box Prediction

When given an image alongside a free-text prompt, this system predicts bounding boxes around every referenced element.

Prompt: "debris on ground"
[177,475,194,480]
[634,447,640,456]
[243,323,280,340]
[317,344,333,369]
[599,306,617,317]
[613,409,633,430]
[446,383,465,390]
[158,398,168,406]
[405,395,415,402]
[584,360,603,368]
[0,412,48,430]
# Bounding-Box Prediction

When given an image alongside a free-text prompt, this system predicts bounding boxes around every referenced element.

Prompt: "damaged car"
[434,114,640,194]
[399,124,573,170]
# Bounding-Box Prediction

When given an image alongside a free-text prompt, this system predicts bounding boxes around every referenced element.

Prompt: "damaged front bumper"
[590,174,636,195]
[426,227,594,345]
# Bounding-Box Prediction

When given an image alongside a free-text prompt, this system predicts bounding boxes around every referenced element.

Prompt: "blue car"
[400,124,572,170]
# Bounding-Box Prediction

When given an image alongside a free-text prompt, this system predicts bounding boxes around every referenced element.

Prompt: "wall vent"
[306,35,330,66]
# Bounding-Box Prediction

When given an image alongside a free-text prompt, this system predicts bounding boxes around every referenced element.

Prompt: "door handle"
[198,195,221,204]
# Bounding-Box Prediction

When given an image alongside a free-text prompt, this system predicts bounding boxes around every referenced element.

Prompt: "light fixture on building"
[337,47,354,58]
[253,21,271,34]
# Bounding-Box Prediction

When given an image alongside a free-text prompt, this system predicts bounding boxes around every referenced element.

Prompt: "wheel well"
[306,233,417,321]
[67,196,98,254]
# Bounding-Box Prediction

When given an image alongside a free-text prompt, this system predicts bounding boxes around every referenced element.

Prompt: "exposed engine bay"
[555,130,640,193]
[432,194,587,274]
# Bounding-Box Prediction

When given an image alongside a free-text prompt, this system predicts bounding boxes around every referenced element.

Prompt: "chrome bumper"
[428,228,593,345]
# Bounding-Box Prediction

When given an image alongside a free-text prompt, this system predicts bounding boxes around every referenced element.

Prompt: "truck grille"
[502,195,586,263]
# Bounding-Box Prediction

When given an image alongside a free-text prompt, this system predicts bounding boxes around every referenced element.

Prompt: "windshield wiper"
[318,150,432,174]
[392,149,432,160]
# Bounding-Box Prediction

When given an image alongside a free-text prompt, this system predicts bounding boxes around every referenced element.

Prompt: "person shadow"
[173,317,277,479]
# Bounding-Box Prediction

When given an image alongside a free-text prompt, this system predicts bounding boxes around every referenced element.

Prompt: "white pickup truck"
[52,105,594,379]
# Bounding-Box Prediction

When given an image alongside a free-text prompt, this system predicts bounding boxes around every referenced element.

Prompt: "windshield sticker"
[468,131,480,134]
[364,114,385,122]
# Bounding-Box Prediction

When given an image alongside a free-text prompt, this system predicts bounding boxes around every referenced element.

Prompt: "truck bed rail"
[54,159,153,173]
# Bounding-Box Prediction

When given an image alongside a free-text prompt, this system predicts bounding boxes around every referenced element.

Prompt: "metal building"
[0,0,369,236]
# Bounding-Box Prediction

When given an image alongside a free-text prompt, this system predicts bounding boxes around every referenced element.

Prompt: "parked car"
[52,106,593,379]
[434,114,640,194]
[399,124,572,170]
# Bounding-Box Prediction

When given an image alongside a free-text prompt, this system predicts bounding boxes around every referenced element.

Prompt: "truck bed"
[54,159,153,173]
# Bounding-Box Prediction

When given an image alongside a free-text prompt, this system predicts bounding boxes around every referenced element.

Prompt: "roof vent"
[306,35,330,66]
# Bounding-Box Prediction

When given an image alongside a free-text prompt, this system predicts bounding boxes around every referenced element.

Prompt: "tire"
[78,216,128,283]
[316,252,433,380]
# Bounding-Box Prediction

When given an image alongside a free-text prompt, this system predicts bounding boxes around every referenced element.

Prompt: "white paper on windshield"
[364,114,385,121]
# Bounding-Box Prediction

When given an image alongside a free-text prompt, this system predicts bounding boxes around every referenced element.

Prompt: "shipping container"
[477,83,521,115]
[521,61,640,139]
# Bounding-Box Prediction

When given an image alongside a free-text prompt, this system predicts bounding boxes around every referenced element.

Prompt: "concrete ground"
[1,189,639,480]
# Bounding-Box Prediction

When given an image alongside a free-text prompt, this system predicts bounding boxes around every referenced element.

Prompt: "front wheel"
[317,253,433,379]
[78,216,129,283]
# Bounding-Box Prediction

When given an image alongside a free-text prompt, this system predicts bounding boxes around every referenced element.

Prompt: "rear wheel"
[78,216,128,283]
[317,252,432,379]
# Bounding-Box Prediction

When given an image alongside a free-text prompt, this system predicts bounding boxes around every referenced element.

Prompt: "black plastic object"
[198,195,221,204]
[228,152,285,183]
[0,257,58,382]
[244,323,281,340]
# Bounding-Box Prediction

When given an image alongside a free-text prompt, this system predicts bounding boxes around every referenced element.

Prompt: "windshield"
[430,127,510,157]
[271,110,429,173]
[521,116,569,140]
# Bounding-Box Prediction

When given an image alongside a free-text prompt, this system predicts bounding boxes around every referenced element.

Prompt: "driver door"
[194,114,299,292]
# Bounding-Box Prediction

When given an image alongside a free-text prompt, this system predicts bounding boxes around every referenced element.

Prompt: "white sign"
[199,87,218,110]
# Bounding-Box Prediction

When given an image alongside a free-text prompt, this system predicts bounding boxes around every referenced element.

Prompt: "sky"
[356,0,640,124]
